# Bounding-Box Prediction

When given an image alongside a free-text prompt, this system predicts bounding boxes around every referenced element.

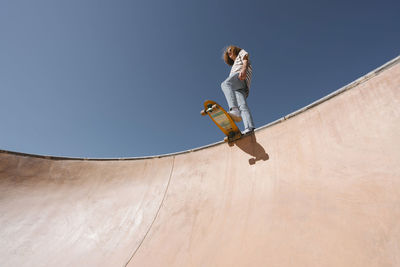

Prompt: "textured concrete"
[1,56,399,267]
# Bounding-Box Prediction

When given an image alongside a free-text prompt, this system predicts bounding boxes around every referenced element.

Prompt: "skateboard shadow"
[233,133,269,165]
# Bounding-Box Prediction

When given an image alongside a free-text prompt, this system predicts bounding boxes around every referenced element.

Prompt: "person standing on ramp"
[221,45,255,135]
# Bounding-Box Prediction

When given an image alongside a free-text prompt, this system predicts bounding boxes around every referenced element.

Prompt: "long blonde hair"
[222,45,242,66]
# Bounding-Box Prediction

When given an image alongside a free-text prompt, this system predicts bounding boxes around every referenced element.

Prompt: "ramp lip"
[1,55,399,161]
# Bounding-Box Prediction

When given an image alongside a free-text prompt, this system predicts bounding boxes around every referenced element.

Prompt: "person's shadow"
[231,132,269,165]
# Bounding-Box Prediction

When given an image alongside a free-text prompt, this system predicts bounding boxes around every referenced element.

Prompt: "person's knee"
[221,80,233,91]
[221,80,226,88]
[238,103,249,112]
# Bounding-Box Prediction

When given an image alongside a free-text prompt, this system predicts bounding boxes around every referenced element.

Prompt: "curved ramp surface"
[1,56,400,267]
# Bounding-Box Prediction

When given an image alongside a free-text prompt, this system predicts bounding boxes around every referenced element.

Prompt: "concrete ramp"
[1,56,400,267]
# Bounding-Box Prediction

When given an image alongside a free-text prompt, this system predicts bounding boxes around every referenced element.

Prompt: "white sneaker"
[242,128,255,135]
[228,108,242,122]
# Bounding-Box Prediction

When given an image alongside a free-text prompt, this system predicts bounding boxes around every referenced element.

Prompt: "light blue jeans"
[221,73,255,130]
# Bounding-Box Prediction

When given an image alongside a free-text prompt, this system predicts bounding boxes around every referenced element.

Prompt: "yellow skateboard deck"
[201,100,242,142]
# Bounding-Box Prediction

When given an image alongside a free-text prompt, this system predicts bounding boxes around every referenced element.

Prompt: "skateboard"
[201,100,242,143]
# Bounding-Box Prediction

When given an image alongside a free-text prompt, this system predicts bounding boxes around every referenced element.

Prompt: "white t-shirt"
[229,49,252,90]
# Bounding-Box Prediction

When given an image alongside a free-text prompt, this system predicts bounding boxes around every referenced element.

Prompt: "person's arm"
[239,54,249,80]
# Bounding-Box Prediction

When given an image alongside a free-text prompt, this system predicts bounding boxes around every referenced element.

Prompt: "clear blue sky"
[1,0,399,158]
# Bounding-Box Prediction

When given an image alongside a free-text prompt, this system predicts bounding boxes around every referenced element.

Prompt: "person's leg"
[221,73,247,121]
[235,89,255,132]
[221,73,246,110]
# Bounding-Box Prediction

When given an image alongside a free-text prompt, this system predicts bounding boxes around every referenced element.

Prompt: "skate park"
[1,56,399,266]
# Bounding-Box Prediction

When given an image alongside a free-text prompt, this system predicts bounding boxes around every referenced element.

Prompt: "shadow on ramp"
[233,133,269,165]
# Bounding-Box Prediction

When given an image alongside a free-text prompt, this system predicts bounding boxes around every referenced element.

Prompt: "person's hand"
[239,70,246,80]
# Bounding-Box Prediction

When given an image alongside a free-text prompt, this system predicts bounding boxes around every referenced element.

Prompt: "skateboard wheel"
[200,110,206,116]
[224,137,229,142]
[228,131,236,138]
